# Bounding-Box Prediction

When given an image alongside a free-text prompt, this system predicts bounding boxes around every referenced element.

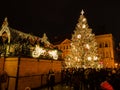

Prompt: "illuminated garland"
[32,45,58,60]
[0,18,61,60]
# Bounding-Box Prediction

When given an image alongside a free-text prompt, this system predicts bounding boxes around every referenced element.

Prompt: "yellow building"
[96,34,115,68]
[55,39,71,58]
[55,34,115,68]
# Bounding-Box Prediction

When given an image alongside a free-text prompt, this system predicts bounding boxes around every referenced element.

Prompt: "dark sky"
[0,0,120,46]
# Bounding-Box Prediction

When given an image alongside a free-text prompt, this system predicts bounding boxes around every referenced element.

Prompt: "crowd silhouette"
[61,68,120,90]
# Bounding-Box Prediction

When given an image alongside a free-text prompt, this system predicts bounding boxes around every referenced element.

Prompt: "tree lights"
[65,10,102,68]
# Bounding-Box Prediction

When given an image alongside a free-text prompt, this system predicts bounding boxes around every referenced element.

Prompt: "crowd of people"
[61,68,120,90]
[1,68,120,90]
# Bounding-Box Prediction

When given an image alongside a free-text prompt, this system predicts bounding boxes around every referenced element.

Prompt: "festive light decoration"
[87,56,92,61]
[41,33,51,47]
[0,17,11,56]
[48,50,58,60]
[0,18,60,60]
[77,34,81,39]
[32,45,46,58]
[32,45,58,60]
[82,24,86,28]
[32,34,58,59]
[65,10,102,68]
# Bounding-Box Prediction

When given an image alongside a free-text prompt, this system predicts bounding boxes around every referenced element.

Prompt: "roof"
[0,17,41,44]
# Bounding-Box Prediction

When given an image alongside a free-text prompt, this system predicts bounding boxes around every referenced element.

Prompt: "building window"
[99,43,102,48]
[63,46,65,50]
[66,45,68,49]
[105,42,108,47]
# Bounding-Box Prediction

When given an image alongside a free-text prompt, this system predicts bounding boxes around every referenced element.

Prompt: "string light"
[64,10,101,68]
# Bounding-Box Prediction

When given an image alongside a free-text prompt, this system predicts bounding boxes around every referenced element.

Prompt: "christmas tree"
[65,10,102,68]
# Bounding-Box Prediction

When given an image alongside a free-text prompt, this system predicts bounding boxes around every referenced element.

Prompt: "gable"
[60,39,71,45]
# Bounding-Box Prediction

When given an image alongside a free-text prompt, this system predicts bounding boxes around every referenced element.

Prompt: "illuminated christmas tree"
[65,10,102,68]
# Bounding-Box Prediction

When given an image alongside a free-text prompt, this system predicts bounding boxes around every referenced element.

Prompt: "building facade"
[95,34,115,68]
[55,34,115,68]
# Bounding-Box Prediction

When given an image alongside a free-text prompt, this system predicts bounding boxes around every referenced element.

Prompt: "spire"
[2,17,8,27]
[81,9,84,15]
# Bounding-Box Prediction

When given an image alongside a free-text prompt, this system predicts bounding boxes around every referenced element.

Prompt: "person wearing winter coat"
[47,69,55,90]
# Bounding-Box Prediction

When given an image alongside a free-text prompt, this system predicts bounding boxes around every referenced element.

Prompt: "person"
[47,69,55,90]
[72,71,80,90]
[100,80,114,90]
[100,71,114,90]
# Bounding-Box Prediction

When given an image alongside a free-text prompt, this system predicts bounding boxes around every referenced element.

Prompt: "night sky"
[0,0,120,46]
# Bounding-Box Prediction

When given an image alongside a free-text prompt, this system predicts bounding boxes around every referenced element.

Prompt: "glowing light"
[93,56,98,61]
[48,50,58,60]
[77,34,81,39]
[115,63,118,68]
[81,9,84,15]
[67,57,71,61]
[77,58,80,62]
[85,44,90,49]
[77,24,79,27]
[88,56,92,61]
[32,45,45,58]
[82,18,86,22]
[115,63,118,66]
[82,24,86,28]
[32,44,59,60]
[75,56,77,60]
[64,10,101,68]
